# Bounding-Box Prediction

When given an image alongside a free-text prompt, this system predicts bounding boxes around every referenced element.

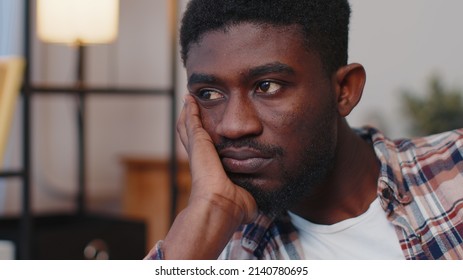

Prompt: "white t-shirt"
[288,198,405,259]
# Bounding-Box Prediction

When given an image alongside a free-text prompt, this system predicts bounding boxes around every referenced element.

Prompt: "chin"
[228,174,295,215]
[229,160,333,216]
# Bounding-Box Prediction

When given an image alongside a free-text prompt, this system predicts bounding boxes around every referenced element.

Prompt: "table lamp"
[35,0,119,215]
[37,0,119,84]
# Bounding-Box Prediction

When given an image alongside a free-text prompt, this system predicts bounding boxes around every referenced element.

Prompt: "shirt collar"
[358,126,413,207]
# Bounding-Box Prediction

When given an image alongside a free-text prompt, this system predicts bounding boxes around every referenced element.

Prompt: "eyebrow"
[188,73,217,88]
[187,62,295,88]
[247,62,295,80]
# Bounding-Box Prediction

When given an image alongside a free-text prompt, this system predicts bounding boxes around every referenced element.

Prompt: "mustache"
[215,138,284,157]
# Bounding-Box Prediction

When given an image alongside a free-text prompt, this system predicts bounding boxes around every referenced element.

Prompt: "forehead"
[185,23,322,77]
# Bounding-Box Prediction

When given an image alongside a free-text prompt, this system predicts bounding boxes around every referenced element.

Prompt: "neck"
[290,120,380,225]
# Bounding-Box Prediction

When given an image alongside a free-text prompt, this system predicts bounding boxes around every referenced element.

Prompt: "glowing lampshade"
[37,0,119,44]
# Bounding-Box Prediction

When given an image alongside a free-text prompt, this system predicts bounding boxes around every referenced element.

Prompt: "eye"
[255,81,282,95]
[197,89,224,100]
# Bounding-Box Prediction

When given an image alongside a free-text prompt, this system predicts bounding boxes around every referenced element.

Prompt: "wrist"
[187,191,247,225]
[161,197,243,259]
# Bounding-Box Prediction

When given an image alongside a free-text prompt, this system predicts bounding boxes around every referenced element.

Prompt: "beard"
[216,110,337,217]
[228,137,336,216]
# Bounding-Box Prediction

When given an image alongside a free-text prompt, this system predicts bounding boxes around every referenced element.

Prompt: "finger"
[183,95,204,144]
[183,95,213,152]
[177,95,189,151]
[182,96,225,181]
[179,95,214,160]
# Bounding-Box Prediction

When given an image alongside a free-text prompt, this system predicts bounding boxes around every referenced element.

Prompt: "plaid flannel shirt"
[146,127,463,260]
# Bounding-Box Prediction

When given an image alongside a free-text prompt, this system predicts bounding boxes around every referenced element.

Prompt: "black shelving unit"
[0,0,179,259]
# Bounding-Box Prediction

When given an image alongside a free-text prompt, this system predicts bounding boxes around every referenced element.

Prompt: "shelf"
[0,170,24,178]
[27,85,174,95]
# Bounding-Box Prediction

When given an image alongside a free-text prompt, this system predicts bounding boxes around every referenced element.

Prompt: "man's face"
[185,23,339,214]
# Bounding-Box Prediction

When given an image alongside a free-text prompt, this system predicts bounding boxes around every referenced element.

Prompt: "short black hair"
[179,0,351,75]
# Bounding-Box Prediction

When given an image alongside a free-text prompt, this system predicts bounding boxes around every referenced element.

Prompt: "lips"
[219,148,273,174]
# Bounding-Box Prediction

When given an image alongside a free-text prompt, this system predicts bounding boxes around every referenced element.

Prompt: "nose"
[215,94,263,139]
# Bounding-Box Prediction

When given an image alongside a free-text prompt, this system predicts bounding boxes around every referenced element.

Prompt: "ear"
[333,63,366,117]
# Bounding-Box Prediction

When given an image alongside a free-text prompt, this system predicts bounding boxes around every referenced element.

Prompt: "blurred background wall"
[348,0,463,137]
[1,0,462,216]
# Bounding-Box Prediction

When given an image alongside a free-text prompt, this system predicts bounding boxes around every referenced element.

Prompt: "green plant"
[402,75,463,136]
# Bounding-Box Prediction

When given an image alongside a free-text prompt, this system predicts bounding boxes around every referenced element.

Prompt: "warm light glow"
[37,0,119,44]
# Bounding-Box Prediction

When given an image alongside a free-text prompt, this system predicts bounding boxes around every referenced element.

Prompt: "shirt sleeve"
[144,240,165,260]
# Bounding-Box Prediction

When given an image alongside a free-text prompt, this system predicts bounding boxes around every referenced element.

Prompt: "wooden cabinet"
[121,157,191,252]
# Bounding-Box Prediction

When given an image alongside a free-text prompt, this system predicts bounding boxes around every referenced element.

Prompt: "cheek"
[259,107,311,165]
[198,107,221,141]
[263,98,336,152]
[262,101,306,135]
